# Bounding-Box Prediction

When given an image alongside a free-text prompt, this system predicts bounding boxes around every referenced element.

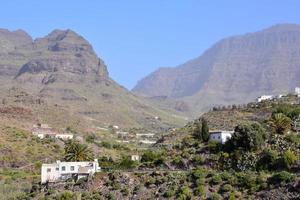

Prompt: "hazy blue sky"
[0,1,299,89]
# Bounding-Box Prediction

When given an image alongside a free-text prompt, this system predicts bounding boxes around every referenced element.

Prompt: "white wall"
[209,131,233,144]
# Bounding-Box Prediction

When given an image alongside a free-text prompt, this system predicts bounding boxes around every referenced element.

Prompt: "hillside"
[13,94,300,199]
[133,24,300,116]
[0,28,186,131]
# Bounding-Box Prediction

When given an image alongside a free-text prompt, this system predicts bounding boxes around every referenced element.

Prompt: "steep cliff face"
[0,29,33,78]
[0,29,184,129]
[133,24,300,115]
[16,29,108,83]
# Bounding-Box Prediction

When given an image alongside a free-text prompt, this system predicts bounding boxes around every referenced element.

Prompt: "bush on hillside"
[225,122,266,152]
[268,171,295,186]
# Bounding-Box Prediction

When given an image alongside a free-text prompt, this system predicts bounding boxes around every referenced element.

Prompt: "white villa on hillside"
[209,130,233,144]
[32,124,73,140]
[131,155,140,161]
[257,95,273,102]
[41,159,101,184]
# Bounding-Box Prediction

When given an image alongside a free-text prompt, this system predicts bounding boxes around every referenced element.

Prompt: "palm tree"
[64,140,93,161]
[269,113,292,135]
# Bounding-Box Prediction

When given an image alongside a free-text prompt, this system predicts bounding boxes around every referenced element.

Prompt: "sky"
[0,1,300,89]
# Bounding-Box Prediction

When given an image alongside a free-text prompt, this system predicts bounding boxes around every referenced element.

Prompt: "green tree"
[225,122,266,152]
[118,156,138,169]
[64,140,93,161]
[201,119,209,142]
[193,120,202,140]
[269,113,292,135]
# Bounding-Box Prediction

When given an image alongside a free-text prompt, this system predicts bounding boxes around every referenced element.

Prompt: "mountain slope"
[133,24,300,116]
[0,29,185,131]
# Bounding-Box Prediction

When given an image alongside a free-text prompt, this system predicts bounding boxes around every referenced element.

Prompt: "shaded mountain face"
[0,29,185,130]
[133,24,300,116]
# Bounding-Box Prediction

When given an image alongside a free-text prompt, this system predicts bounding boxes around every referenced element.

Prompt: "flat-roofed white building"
[209,130,233,144]
[55,134,74,140]
[131,155,140,161]
[41,159,101,184]
[257,95,273,102]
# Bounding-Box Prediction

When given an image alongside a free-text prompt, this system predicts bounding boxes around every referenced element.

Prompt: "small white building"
[41,159,101,184]
[139,140,156,144]
[257,95,273,102]
[113,125,119,129]
[32,124,73,140]
[136,133,155,138]
[295,87,300,97]
[209,131,233,144]
[55,134,74,140]
[131,155,140,161]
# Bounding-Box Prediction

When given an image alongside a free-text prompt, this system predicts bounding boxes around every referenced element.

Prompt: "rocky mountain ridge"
[133,24,300,116]
[0,28,185,130]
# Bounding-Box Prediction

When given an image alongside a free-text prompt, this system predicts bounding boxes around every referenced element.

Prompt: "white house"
[136,133,155,138]
[209,131,233,144]
[295,87,300,97]
[55,134,74,140]
[131,155,140,161]
[32,124,73,140]
[257,95,273,102]
[41,159,101,184]
[139,140,156,144]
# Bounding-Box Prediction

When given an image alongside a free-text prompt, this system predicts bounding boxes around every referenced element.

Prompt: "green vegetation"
[64,140,93,161]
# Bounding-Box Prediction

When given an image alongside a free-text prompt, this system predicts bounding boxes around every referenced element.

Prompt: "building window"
[218,136,221,139]
[70,166,75,171]
[56,167,59,171]
[62,166,66,171]
[47,168,51,172]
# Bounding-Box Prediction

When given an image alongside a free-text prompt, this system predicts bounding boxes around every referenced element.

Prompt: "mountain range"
[0,28,185,131]
[133,24,300,116]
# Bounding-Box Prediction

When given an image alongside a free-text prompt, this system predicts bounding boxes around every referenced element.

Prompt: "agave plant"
[269,113,292,135]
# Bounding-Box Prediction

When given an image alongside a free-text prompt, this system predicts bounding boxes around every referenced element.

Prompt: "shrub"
[194,185,205,197]
[195,178,205,187]
[141,150,165,166]
[210,174,222,185]
[118,156,138,170]
[257,149,278,171]
[85,134,96,143]
[191,167,208,180]
[282,149,298,170]
[121,187,129,196]
[55,191,73,200]
[268,171,295,186]
[208,141,220,152]
[228,192,236,200]
[219,184,232,193]
[192,155,205,165]
[220,171,231,182]
[236,172,258,192]
[164,187,176,198]
[177,186,192,200]
[107,193,116,200]
[209,192,221,200]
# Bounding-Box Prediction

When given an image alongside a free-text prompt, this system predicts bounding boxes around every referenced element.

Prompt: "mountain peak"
[264,23,300,32]
[12,28,109,81]
[46,29,85,42]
